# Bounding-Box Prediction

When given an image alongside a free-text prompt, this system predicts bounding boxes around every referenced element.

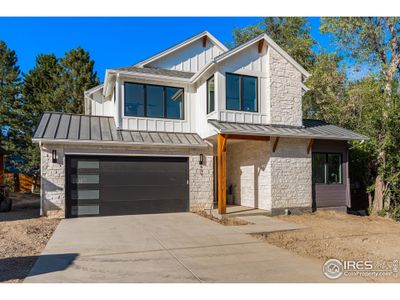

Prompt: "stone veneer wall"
[227,140,271,211]
[269,47,303,127]
[40,143,214,217]
[226,138,312,214]
[269,137,312,213]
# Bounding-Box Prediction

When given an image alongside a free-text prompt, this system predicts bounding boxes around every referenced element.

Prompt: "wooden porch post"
[217,134,227,214]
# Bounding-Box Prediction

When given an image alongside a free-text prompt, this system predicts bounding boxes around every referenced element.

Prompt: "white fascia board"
[301,83,310,92]
[214,33,310,78]
[32,138,209,148]
[108,70,191,85]
[84,84,104,104]
[217,130,366,141]
[135,31,228,67]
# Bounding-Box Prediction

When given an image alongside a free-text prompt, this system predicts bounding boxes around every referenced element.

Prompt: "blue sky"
[0,17,332,82]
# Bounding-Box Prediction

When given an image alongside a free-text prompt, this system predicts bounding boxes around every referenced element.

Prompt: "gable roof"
[214,33,310,77]
[208,119,368,141]
[135,31,228,67]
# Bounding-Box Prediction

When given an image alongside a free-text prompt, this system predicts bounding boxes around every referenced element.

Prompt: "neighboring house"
[32,31,367,218]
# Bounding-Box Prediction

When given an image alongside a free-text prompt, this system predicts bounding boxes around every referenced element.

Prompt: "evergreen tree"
[60,47,99,114]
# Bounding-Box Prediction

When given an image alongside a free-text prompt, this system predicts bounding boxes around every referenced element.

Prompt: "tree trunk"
[372,175,385,214]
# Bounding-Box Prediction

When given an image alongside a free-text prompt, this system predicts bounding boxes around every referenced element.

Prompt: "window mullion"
[239,75,243,110]
[163,86,167,118]
[144,85,147,117]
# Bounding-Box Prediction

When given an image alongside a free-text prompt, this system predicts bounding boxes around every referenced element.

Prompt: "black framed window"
[312,153,343,184]
[207,76,215,114]
[226,73,257,112]
[124,82,184,119]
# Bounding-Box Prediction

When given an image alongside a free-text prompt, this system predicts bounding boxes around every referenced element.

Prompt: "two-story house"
[33,31,367,218]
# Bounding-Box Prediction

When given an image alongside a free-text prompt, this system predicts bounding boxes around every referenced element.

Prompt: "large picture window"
[226,73,257,112]
[312,153,343,184]
[207,76,215,114]
[124,82,184,119]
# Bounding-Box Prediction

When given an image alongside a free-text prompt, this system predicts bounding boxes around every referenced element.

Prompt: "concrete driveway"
[25,213,333,283]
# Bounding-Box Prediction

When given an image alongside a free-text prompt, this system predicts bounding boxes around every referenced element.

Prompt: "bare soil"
[0,193,59,283]
[257,210,400,282]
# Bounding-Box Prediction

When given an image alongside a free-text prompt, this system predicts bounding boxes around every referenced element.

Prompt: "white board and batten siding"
[147,40,224,73]
[212,43,272,126]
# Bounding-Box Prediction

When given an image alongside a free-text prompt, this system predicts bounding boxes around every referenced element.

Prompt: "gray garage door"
[66,156,189,218]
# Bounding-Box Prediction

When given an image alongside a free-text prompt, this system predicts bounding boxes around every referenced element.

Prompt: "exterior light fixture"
[52,150,57,163]
[199,154,204,165]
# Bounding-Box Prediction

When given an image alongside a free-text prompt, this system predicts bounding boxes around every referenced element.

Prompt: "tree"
[0,41,24,176]
[321,17,400,213]
[60,47,99,114]
[232,17,316,70]
[21,48,99,174]
[303,52,347,124]
[21,54,65,175]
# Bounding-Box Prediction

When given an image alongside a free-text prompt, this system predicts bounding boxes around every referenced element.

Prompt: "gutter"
[32,138,210,148]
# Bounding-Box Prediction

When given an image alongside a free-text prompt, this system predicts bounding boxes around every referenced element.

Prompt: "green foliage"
[1,44,99,175]
[232,17,316,70]
[303,52,346,123]
[0,40,25,172]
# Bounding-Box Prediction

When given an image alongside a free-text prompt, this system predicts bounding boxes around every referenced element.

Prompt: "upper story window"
[226,73,257,112]
[207,76,215,114]
[124,82,184,120]
[312,153,343,184]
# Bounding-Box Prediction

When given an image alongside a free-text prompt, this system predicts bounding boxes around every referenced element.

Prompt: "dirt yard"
[257,211,400,282]
[0,193,59,283]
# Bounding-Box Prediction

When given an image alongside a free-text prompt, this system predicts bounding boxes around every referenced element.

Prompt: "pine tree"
[60,47,99,114]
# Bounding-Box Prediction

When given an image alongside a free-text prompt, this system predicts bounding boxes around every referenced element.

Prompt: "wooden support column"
[307,139,314,154]
[217,134,227,214]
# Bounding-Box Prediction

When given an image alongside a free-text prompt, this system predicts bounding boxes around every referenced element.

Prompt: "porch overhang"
[210,119,368,215]
[208,119,369,141]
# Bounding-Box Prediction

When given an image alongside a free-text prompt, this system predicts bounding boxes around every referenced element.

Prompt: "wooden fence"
[4,173,40,192]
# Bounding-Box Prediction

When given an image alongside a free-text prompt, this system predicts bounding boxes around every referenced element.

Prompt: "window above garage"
[124,82,184,120]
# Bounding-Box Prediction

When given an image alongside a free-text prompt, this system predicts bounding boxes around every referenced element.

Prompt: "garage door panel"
[101,173,187,186]
[66,156,189,217]
[101,185,188,202]
[100,198,188,216]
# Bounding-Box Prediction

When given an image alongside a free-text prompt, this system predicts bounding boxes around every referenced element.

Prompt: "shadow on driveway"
[0,253,78,282]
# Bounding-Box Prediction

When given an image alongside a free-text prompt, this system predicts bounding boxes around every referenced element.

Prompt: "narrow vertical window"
[207,76,215,114]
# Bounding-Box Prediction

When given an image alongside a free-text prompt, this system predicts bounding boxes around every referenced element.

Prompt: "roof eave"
[108,69,192,84]
[217,130,368,141]
[135,31,228,68]
[214,33,310,78]
[32,138,209,148]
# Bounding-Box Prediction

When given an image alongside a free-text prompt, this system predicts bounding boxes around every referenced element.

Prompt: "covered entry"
[66,156,189,218]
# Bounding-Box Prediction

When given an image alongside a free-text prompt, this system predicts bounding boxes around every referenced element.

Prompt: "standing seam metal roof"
[33,113,208,147]
[208,119,368,141]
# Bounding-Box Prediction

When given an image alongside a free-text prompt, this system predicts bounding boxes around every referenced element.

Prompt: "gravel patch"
[0,193,59,283]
